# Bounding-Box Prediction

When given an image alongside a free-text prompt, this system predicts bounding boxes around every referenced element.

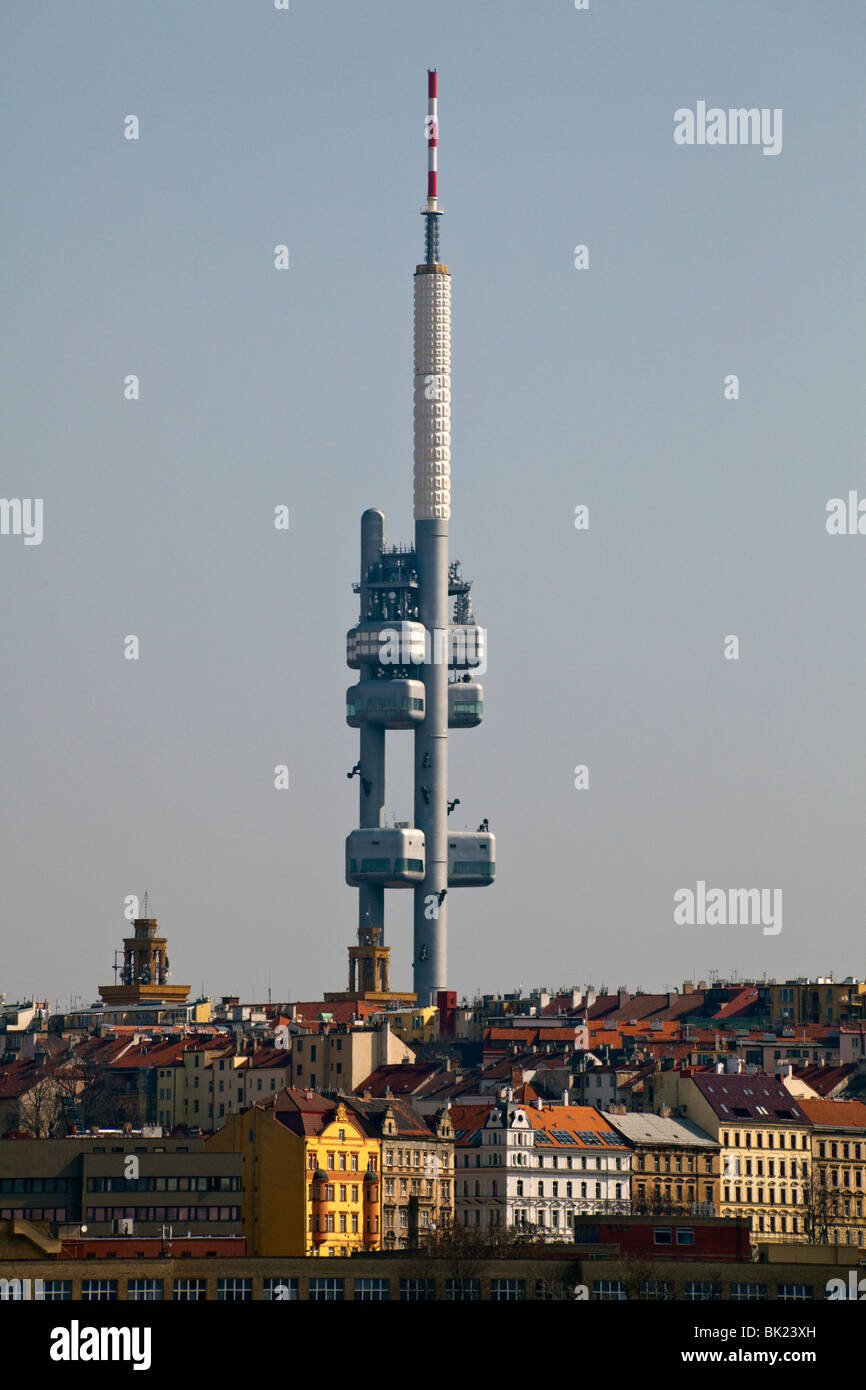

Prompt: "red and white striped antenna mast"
[423,69,443,263]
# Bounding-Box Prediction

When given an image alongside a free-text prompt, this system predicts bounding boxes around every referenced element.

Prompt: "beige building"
[290,1022,414,1093]
[649,1071,811,1242]
[604,1111,720,1216]
[343,1097,454,1247]
[797,1098,866,1248]
[769,978,865,1028]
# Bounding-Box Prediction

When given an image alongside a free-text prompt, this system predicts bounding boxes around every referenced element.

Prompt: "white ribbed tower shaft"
[412,156,451,1003]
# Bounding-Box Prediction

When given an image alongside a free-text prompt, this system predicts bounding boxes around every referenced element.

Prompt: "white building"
[452,1097,631,1238]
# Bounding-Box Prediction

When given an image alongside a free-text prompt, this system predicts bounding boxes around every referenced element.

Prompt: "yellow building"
[290,1020,414,1092]
[206,1090,381,1256]
[798,1098,866,1248]
[649,1071,811,1242]
[770,978,865,1028]
[382,1006,439,1046]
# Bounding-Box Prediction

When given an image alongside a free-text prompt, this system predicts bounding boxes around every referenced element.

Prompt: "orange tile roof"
[523,1104,630,1150]
[796,1098,866,1130]
[450,1104,494,1142]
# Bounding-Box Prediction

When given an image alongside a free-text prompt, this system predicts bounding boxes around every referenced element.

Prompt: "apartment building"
[604,1111,720,1215]
[451,1100,631,1239]
[797,1097,866,1247]
[649,1071,811,1242]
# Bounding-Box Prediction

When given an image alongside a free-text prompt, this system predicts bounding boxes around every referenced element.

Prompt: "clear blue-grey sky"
[2,0,863,1008]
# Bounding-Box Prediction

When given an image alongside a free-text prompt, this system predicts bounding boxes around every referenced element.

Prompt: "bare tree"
[801,1162,833,1246]
[602,1252,677,1301]
[13,1072,63,1137]
[53,1050,133,1132]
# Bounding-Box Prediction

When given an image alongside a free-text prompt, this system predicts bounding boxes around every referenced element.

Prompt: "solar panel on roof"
[600,1132,622,1145]
[551,1129,573,1144]
[535,1132,554,1145]
[576,1130,604,1144]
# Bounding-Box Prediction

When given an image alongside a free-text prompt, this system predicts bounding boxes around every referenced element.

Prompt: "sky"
[1,0,864,1009]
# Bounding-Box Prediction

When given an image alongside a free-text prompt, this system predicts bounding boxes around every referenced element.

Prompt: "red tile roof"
[693,1073,810,1123]
[352,1063,442,1097]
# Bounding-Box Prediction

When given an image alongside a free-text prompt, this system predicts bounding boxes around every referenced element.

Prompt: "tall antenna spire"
[423,69,443,264]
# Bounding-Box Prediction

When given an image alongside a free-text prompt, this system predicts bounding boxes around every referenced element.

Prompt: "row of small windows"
[634,1155,714,1173]
[307,1184,362,1203]
[0,1208,67,1221]
[306,1152,370,1171]
[818,1142,865,1160]
[85,1207,240,1222]
[349,858,423,874]
[86,1176,239,1193]
[451,861,495,875]
[725,1158,807,1178]
[722,1187,802,1205]
[346,696,425,715]
[0,1178,67,1193]
[468,1152,619,1171]
[505,1180,626,1201]
[0,1277,824,1302]
[722,1131,808,1149]
[593,1282,816,1301]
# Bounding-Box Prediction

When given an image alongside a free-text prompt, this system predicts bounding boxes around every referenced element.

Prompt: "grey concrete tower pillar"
[359,508,385,939]
[412,261,451,1003]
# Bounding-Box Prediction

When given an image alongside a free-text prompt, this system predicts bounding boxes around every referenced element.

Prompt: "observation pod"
[448,680,483,728]
[447,830,496,887]
[346,678,425,729]
[448,624,486,670]
[346,827,425,887]
[363,1169,380,1246]
[346,621,426,670]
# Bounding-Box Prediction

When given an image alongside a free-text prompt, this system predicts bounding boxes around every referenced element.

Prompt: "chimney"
[377,1019,391,1067]
[535,1096,543,1111]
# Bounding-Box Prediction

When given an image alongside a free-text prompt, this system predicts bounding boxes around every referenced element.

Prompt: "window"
[400,1278,436,1301]
[654,1227,673,1245]
[684,1283,720,1301]
[309,1278,344,1302]
[593,1280,627,1301]
[640,1282,672,1301]
[81,1280,117,1301]
[490,1279,525,1301]
[777,1284,812,1301]
[730,1283,768,1300]
[127,1279,163,1301]
[262,1278,298,1301]
[676,1228,695,1246]
[354,1278,389,1301]
[217,1278,252,1301]
[173,1279,207,1300]
[446,1279,480,1301]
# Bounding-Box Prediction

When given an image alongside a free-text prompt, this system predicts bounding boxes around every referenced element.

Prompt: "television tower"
[345,71,494,1005]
